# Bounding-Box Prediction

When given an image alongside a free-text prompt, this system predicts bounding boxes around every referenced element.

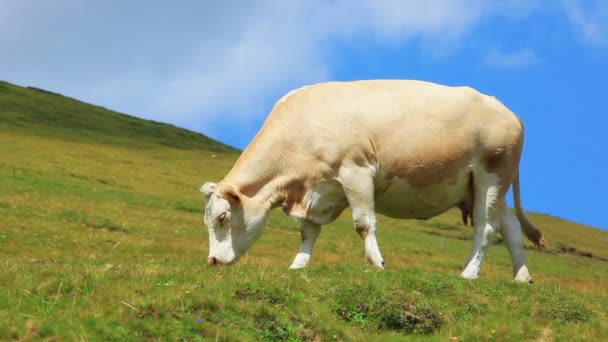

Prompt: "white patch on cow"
[203,184,269,265]
[289,221,321,269]
[207,231,236,264]
[301,180,348,224]
[200,182,217,199]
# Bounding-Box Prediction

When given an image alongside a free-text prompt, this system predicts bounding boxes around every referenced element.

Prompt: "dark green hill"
[0,80,237,153]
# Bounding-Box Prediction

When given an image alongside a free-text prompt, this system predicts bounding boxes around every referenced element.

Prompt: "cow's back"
[269,80,522,175]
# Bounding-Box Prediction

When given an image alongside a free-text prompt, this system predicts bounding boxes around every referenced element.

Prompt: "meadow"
[1,81,607,341]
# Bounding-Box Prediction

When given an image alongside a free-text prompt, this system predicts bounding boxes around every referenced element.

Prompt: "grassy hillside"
[0,80,236,152]
[1,81,607,341]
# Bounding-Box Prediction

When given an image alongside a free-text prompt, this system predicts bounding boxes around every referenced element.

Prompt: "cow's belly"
[304,181,349,225]
[302,170,470,224]
[374,173,470,220]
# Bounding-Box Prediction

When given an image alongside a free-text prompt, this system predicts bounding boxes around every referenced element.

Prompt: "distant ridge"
[0,80,237,153]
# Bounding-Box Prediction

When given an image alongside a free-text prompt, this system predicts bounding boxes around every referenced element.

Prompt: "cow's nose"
[207,256,218,266]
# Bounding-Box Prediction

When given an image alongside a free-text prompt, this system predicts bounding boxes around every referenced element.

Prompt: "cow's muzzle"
[207,256,219,266]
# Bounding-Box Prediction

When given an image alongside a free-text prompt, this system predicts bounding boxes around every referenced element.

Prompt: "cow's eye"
[218,212,227,224]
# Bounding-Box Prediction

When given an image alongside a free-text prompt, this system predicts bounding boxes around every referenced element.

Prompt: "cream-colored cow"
[201,80,546,282]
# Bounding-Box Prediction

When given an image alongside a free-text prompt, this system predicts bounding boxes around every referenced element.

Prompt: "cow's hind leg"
[289,220,321,269]
[339,165,384,269]
[461,172,502,279]
[498,201,533,283]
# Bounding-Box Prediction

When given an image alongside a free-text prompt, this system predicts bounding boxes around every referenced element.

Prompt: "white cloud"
[561,0,608,47]
[483,47,540,69]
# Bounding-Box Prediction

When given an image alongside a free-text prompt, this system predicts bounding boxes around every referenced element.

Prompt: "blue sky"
[1,1,607,229]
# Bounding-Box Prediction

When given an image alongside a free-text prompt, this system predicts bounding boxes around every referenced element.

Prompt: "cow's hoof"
[514,266,533,283]
[460,271,479,280]
[514,276,534,284]
[289,254,310,270]
[289,262,308,270]
[366,256,384,269]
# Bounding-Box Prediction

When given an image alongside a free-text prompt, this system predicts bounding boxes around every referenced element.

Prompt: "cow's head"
[200,182,267,265]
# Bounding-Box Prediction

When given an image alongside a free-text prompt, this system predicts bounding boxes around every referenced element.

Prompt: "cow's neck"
[224,126,311,216]
[223,138,295,211]
[225,130,282,190]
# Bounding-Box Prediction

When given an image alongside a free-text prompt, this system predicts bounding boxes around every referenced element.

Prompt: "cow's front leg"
[340,164,384,269]
[289,220,321,269]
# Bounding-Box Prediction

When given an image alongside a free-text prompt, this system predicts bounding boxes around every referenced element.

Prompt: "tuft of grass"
[331,282,443,334]
[234,283,288,305]
[543,302,591,323]
[379,301,443,334]
[253,310,302,341]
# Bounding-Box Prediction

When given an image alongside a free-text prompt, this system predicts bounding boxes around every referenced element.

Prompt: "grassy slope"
[1,81,607,341]
[0,81,236,152]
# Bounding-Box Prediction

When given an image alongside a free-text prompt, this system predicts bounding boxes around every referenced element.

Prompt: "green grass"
[1,81,608,340]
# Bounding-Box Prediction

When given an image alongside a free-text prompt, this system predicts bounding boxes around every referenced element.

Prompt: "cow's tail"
[512,172,547,249]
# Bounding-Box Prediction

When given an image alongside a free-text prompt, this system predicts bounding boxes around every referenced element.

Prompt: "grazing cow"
[201,80,546,282]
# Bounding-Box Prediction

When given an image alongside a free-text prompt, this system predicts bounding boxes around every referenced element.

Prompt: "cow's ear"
[200,182,216,200]
[220,185,242,207]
